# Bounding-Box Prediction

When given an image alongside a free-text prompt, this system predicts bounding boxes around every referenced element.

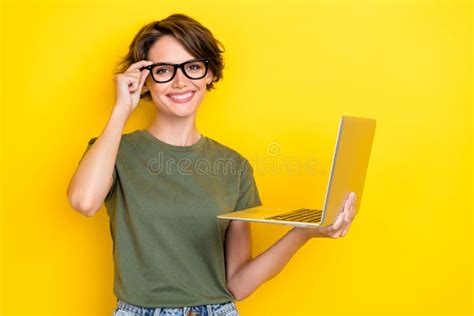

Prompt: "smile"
[167,91,195,103]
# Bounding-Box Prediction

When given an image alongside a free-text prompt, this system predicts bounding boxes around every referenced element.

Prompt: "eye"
[154,65,173,75]
[185,62,203,72]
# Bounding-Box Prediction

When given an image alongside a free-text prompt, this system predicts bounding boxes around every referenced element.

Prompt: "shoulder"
[204,136,255,177]
[204,136,250,163]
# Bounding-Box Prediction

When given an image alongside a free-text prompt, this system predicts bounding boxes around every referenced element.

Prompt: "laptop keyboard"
[265,208,323,223]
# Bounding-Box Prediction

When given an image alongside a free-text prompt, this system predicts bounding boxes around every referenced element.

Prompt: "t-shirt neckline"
[139,129,207,152]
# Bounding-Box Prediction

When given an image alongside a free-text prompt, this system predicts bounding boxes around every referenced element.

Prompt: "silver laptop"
[217,115,377,228]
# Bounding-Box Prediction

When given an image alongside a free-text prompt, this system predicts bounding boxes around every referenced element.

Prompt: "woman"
[67,13,356,316]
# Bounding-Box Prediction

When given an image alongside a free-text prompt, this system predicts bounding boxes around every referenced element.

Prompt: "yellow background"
[1,0,472,315]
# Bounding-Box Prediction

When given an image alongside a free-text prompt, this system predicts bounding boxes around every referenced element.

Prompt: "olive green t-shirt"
[79,129,262,307]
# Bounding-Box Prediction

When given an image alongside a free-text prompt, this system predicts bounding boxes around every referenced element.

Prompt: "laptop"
[217,115,377,228]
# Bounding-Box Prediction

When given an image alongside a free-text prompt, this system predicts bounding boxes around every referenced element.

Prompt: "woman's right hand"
[113,60,154,117]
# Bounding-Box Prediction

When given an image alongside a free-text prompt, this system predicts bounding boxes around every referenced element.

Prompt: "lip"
[166,91,195,104]
[167,90,195,96]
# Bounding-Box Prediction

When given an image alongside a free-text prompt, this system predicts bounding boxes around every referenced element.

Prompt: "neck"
[146,113,201,147]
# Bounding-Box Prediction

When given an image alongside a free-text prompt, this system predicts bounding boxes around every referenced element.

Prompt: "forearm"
[227,227,311,300]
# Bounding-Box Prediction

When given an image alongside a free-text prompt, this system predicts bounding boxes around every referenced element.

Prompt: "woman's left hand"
[297,192,357,239]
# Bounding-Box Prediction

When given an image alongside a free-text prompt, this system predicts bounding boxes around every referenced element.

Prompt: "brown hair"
[114,14,225,101]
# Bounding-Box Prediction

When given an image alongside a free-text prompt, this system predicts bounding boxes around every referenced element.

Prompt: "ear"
[205,69,214,86]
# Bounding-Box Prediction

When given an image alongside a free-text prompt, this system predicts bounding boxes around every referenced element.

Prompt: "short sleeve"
[234,159,263,211]
[78,137,117,204]
[78,137,98,163]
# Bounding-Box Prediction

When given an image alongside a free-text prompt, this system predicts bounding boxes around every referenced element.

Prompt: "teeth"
[169,92,193,100]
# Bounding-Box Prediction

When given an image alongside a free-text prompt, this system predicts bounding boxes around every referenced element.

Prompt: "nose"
[171,67,188,88]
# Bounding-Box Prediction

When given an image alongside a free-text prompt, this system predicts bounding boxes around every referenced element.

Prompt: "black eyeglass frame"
[139,58,210,83]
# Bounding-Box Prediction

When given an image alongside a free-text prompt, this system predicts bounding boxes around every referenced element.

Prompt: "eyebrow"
[151,58,199,64]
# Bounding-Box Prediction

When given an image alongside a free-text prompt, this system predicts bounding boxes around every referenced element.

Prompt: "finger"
[129,77,139,91]
[341,194,356,237]
[127,73,147,92]
[118,74,138,90]
[332,210,345,231]
[340,193,352,216]
[333,222,348,238]
[126,60,154,72]
[343,192,353,216]
[340,222,350,237]
[119,73,140,88]
[332,194,352,234]
[347,192,355,210]
[351,193,356,219]
[335,210,351,237]
[340,206,353,237]
[137,68,150,91]
[341,209,355,237]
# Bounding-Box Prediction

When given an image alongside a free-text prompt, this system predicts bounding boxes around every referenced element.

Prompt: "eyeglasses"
[139,58,210,83]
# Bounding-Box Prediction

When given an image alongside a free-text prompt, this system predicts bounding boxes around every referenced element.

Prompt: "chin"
[171,110,197,118]
[161,104,199,118]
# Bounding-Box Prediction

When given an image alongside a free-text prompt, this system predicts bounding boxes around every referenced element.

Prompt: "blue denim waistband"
[115,298,237,316]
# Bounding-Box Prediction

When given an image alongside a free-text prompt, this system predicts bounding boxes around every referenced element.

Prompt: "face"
[142,35,213,119]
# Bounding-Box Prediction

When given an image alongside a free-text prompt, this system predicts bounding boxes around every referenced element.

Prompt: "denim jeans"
[113,298,240,316]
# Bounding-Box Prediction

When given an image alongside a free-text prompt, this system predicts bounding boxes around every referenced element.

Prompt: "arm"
[226,193,356,301]
[67,60,151,217]
[66,106,128,216]
[224,221,253,286]
[225,222,311,301]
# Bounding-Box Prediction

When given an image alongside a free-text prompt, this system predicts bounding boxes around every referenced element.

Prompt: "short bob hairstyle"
[114,13,225,101]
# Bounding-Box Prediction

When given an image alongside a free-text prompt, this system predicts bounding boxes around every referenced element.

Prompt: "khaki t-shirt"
[79,129,262,307]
